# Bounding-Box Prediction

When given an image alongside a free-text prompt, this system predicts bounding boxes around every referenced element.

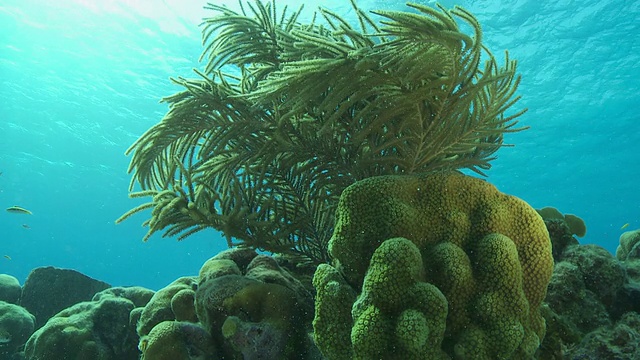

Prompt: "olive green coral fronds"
[119,0,528,263]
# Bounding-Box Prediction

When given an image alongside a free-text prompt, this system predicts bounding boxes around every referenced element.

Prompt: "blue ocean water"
[0,0,638,290]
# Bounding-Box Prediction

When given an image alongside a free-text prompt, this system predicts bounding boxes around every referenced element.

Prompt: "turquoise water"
[1,0,638,290]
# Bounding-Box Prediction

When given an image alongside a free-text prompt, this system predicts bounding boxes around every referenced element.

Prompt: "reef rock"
[20,267,111,329]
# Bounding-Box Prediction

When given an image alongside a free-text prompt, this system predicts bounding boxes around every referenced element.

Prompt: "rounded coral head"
[330,171,553,303]
[316,171,553,359]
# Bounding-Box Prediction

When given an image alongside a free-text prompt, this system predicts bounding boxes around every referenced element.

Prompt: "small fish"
[22,224,31,229]
[621,223,630,230]
[6,206,32,215]
[3,255,11,260]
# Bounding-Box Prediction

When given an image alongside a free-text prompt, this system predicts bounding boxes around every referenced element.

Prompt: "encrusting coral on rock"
[135,247,319,360]
[24,291,142,360]
[0,301,35,358]
[136,277,199,338]
[537,218,640,359]
[139,320,216,360]
[0,272,155,360]
[617,229,640,263]
[2,248,318,359]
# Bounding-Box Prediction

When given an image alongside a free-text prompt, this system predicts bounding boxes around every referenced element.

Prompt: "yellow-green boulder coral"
[351,237,449,359]
[314,171,553,359]
[139,320,216,360]
[616,229,640,261]
[136,277,198,337]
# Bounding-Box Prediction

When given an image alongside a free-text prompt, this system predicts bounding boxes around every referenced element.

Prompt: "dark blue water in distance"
[1,0,638,290]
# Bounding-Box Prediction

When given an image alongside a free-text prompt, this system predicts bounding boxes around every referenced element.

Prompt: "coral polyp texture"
[118,0,526,263]
[313,171,554,359]
[133,247,318,360]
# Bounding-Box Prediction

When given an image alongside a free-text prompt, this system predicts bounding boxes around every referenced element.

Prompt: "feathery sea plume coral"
[117,0,527,263]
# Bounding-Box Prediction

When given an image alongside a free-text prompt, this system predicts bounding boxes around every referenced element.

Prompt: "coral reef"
[25,0,640,358]
[3,225,638,359]
[2,253,321,360]
[314,171,553,359]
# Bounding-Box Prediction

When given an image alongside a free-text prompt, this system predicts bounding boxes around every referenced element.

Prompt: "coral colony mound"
[1,1,638,359]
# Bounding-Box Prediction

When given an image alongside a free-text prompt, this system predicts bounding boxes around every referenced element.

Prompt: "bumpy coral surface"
[617,229,640,286]
[139,320,216,360]
[0,274,21,304]
[137,277,198,337]
[314,171,554,359]
[135,248,318,360]
[539,230,640,358]
[24,295,139,360]
[617,229,640,261]
[195,249,317,359]
[351,238,449,359]
[0,301,35,355]
[564,312,640,360]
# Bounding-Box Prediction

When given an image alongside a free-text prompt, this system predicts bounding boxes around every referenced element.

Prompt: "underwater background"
[0,0,638,291]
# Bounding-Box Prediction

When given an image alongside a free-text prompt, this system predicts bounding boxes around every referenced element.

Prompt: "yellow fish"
[3,255,11,260]
[621,223,630,230]
[6,206,32,215]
